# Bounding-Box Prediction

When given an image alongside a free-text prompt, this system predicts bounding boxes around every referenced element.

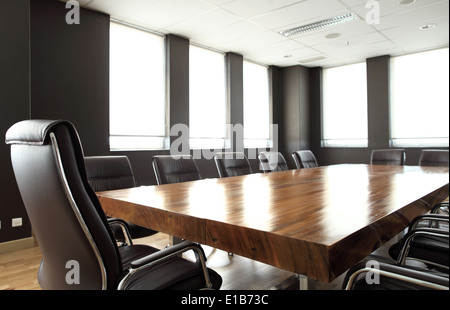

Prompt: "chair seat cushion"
[118,245,222,290]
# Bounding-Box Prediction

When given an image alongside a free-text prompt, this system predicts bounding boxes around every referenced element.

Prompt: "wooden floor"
[0,232,347,290]
[0,244,42,290]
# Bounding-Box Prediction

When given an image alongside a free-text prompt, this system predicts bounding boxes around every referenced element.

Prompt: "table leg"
[299,274,309,290]
[270,274,317,290]
[169,235,183,246]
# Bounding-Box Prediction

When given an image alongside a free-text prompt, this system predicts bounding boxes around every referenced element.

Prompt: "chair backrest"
[152,155,202,185]
[84,156,136,191]
[292,150,318,169]
[257,151,289,173]
[6,120,121,290]
[214,152,252,178]
[370,149,406,165]
[419,150,449,167]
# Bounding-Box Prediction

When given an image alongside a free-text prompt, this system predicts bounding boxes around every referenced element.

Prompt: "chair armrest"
[118,241,212,290]
[410,214,448,230]
[130,241,207,269]
[431,202,449,214]
[406,226,449,239]
[397,227,449,267]
[107,217,128,226]
[344,260,449,290]
[107,218,133,246]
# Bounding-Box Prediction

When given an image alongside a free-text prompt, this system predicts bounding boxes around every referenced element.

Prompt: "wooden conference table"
[97,164,449,284]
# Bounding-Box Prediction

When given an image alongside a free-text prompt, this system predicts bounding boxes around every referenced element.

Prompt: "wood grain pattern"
[97,164,449,282]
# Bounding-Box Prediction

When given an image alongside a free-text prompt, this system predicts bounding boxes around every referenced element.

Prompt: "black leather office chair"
[370,149,406,165]
[6,120,222,290]
[214,152,252,178]
[85,156,137,191]
[257,151,289,173]
[343,257,449,290]
[152,155,202,185]
[84,156,157,243]
[419,150,449,167]
[292,150,318,169]
[388,214,449,273]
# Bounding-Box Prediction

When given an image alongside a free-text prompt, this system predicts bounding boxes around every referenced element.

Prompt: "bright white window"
[243,60,271,148]
[189,45,227,149]
[109,22,166,151]
[390,48,449,147]
[322,63,368,147]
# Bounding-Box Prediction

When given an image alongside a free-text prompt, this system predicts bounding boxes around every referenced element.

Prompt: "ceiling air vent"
[299,56,326,64]
[279,13,358,37]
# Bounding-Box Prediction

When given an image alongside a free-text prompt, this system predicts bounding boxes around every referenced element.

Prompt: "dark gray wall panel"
[0,0,32,242]
[30,0,110,156]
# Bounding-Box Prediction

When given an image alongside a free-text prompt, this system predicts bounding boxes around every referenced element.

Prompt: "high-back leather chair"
[419,150,449,167]
[152,155,202,185]
[84,156,137,191]
[292,150,318,169]
[6,120,222,290]
[84,156,157,242]
[214,152,252,178]
[370,149,406,165]
[257,151,289,173]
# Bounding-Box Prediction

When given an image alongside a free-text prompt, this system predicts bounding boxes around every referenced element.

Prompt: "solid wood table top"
[97,164,449,282]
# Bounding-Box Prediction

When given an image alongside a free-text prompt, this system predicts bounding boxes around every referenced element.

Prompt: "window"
[322,62,368,147]
[390,48,449,147]
[189,45,227,149]
[109,22,166,150]
[243,60,271,148]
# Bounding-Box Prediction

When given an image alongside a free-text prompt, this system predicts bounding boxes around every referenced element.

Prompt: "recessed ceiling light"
[420,23,436,30]
[279,13,357,37]
[399,0,416,5]
[325,33,341,39]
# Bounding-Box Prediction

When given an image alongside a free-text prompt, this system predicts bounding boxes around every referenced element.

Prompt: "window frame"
[109,21,167,151]
[389,48,449,148]
[321,62,369,148]
[188,44,228,150]
[243,59,273,149]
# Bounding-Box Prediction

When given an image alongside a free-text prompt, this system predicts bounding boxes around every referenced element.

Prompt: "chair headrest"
[5,119,70,145]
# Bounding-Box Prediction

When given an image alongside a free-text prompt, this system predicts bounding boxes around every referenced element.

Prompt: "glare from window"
[189,45,227,149]
[390,48,449,147]
[243,61,271,148]
[109,22,166,150]
[322,62,368,147]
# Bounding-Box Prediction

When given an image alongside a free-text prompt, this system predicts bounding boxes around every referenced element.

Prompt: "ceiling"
[63,0,449,68]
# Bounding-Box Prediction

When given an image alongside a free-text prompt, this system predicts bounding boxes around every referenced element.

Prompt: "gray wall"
[279,65,310,168]
[1,0,111,243]
[0,0,32,242]
[30,0,110,155]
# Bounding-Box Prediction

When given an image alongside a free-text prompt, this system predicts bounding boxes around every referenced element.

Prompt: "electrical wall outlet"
[12,217,22,227]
